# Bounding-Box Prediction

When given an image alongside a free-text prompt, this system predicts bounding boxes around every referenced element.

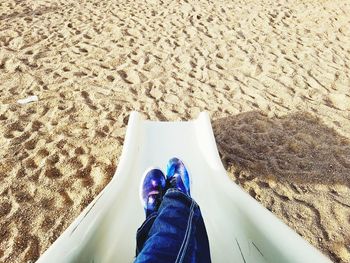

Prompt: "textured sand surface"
[0,0,350,262]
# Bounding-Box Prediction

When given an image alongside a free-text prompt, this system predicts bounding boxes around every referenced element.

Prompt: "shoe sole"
[139,166,165,209]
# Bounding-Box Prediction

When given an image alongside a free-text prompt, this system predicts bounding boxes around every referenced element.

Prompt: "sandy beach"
[0,0,350,262]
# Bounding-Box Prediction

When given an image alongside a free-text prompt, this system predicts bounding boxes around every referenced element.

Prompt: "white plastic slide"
[37,111,332,263]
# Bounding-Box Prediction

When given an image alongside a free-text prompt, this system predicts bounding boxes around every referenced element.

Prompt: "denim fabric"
[135,189,211,263]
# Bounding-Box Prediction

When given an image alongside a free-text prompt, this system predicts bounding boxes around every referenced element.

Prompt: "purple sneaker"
[140,168,166,216]
[166,158,190,196]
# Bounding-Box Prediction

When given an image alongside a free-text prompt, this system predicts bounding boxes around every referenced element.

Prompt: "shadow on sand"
[212,111,350,187]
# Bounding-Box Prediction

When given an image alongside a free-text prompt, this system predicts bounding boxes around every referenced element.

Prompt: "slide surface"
[37,112,331,263]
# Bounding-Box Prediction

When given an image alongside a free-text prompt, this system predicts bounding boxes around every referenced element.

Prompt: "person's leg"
[135,212,157,256]
[135,188,211,263]
[136,168,166,256]
[136,158,211,262]
[193,206,211,262]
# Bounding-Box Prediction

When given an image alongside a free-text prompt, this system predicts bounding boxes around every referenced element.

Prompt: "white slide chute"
[37,111,331,263]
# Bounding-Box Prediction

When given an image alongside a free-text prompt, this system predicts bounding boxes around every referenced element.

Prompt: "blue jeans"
[135,189,211,263]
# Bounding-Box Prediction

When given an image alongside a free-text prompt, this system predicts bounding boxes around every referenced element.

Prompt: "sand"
[0,0,349,262]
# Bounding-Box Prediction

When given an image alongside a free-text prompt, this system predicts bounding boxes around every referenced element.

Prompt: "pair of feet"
[140,158,190,216]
